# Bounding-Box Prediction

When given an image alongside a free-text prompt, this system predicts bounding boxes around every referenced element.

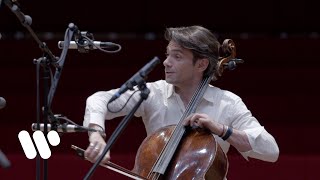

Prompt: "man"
[83,26,279,175]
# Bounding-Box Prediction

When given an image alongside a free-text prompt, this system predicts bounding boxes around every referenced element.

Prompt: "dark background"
[0,0,319,179]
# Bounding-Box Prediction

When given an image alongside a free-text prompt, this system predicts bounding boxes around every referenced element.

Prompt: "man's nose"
[163,57,171,67]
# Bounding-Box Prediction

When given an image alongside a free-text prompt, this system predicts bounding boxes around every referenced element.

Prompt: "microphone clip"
[76,32,94,53]
[223,58,244,71]
[68,23,94,53]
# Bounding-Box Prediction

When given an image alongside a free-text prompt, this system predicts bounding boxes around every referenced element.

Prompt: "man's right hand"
[84,131,110,164]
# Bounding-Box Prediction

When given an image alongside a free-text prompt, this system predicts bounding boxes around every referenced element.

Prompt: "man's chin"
[165,78,175,85]
[165,79,170,83]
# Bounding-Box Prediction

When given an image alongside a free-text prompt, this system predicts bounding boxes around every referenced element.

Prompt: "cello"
[73,39,240,180]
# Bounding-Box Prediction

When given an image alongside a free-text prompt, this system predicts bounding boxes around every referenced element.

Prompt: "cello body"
[133,125,228,180]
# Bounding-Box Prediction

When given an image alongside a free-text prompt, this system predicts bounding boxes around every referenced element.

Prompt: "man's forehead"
[167,41,184,52]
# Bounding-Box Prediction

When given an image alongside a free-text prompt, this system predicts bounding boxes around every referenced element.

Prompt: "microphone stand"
[2,1,75,179]
[84,83,150,180]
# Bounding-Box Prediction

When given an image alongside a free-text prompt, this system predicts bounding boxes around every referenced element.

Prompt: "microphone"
[58,41,119,50]
[0,97,6,109]
[224,58,244,71]
[31,123,95,133]
[108,56,161,103]
[0,149,11,169]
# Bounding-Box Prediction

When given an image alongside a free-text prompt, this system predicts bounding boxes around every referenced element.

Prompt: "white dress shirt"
[84,80,279,162]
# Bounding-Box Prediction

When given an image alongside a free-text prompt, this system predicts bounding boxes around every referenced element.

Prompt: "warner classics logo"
[18,130,60,159]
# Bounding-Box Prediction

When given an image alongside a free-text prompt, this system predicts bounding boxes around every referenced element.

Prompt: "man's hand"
[183,113,224,136]
[84,131,110,164]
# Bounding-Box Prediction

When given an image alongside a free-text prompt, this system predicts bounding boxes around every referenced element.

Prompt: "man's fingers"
[191,113,206,121]
[85,142,101,163]
[196,118,204,128]
[92,143,103,162]
[184,113,207,127]
[84,142,111,164]
[84,143,95,159]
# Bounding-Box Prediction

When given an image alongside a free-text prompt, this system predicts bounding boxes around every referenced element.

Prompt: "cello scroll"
[216,39,244,77]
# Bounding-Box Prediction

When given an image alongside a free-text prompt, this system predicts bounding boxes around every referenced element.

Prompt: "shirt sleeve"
[230,98,279,162]
[83,88,145,130]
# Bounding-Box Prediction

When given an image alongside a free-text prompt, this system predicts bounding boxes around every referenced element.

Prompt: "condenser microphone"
[58,41,119,50]
[31,123,94,133]
[109,56,161,103]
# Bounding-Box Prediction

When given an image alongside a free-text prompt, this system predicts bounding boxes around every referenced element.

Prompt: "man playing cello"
[83,25,279,179]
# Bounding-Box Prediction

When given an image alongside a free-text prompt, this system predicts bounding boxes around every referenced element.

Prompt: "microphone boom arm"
[3,0,58,65]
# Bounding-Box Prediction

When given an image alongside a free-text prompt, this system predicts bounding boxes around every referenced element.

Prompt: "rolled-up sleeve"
[83,88,146,130]
[241,127,279,162]
[83,91,112,130]
[230,98,279,162]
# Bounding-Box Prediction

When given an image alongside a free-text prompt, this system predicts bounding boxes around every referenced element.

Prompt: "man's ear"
[197,58,209,72]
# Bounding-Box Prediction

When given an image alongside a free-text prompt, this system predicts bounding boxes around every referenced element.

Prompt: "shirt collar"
[166,83,215,103]
[202,84,215,103]
[166,83,175,98]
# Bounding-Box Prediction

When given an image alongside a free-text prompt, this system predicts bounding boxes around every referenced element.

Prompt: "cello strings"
[148,76,211,179]
[157,76,210,171]
[147,78,205,176]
